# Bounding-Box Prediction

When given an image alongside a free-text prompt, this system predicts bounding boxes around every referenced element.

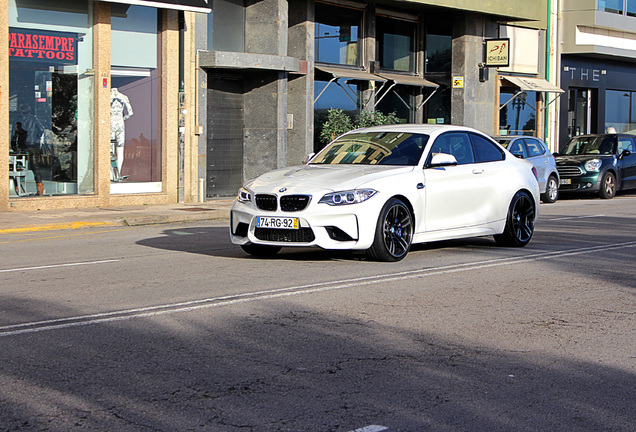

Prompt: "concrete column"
[451,13,498,134]
[287,0,314,165]
[245,0,288,56]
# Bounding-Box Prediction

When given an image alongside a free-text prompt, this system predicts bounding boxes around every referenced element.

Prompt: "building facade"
[194,0,552,201]
[556,0,636,149]
[3,0,550,212]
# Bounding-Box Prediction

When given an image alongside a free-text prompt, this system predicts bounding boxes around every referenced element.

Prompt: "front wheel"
[541,175,559,203]
[367,198,413,262]
[598,172,616,199]
[494,191,536,247]
[240,243,282,257]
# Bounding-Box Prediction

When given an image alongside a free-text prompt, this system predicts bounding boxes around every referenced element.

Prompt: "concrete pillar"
[287,0,314,165]
[451,13,498,134]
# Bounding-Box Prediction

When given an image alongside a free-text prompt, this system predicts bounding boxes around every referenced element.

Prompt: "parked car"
[230,124,540,262]
[492,135,560,203]
[555,133,636,199]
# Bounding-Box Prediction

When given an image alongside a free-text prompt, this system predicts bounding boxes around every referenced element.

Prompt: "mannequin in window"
[110,87,133,181]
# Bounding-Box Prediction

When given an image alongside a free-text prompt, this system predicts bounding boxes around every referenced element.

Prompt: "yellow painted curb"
[0,221,117,234]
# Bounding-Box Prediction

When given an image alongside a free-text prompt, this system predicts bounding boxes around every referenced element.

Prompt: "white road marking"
[546,214,605,221]
[0,259,120,273]
[348,426,388,432]
[2,240,635,338]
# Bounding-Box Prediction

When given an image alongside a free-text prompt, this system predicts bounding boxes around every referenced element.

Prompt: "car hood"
[246,164,415,194]
[555,154,614,165]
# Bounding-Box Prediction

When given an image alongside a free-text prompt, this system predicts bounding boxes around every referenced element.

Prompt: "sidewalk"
[0,198,234,234]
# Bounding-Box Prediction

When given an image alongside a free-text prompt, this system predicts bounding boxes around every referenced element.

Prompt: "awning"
[315,65,386,83]
[101,0,211,13]
[502,76,564,93]
[373,72,439,111]
[375,72,439,89]
[314,65,386,107]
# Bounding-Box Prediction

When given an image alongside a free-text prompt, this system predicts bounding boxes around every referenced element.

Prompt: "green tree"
[319,109,399,146]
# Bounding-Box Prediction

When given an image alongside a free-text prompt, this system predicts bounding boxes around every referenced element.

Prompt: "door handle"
[472,169,484,174]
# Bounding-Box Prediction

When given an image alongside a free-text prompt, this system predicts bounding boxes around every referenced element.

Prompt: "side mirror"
[618,149,631,160]
[428,152,458,167]
[513,154,524,159]
[302,152,315,164]
[553,152,560,157]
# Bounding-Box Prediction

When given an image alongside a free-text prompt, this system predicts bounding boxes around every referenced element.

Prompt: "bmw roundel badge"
[279,188,287,193]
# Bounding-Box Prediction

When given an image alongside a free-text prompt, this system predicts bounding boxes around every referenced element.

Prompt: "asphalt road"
[1,194,635,431]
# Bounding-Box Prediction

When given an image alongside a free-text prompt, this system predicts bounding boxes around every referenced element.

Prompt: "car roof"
[343,124,485,135]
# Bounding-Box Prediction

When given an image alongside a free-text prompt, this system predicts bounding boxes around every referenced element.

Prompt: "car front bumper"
[229,199,383,251]
[558,172,602,192]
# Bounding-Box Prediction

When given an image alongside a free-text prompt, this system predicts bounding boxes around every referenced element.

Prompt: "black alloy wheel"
[368,198,413,262]
[494,191,536,247]
[599,171,616,199]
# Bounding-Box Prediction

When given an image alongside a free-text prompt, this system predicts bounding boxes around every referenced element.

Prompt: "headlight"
[585,159,602,172]
[318,189,377,206]
[237,187,252,203]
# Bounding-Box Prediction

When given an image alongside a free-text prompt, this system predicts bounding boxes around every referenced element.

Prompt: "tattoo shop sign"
[9,27,78,65]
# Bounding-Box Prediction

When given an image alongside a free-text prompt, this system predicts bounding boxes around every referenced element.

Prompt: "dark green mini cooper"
[555,134,636,199]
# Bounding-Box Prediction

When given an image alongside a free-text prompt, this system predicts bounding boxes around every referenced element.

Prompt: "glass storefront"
[8,0,93,197]
[377,15,415,72]
[606,90,636,133]
[315,2,362,66]
[110,5,162,194]
[500,90,537,136]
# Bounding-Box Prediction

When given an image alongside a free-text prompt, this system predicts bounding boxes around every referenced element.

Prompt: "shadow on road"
[1,296,634,431]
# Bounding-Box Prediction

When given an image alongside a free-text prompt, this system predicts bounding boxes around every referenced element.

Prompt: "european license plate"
[560,178,572,185]
[256,216,299,230]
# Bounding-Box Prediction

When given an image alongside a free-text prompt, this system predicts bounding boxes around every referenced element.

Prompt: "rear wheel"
[240,243,282,257]
[367,198,413,262]
[541,175,559,203]
[598,172,616,199]
[494,191,536,247]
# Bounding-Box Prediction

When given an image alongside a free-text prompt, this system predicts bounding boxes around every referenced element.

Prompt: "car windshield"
[494,138,512,148]
[561,136,615,155]
[311,131,429,166]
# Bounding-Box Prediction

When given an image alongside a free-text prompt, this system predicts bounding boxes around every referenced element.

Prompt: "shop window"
[605,90,635,133]
[424,85,451,125]
[598,0,624,14]
[376,87,411,123]
[426,33,451,74]
[8,0,94,197]
[499,90,537,136]
[207,0,245,52]
[628,0,636,16]
[314,80,358,152]
[111,5,162,193]
[315,2,362,66]
[377,15,416,72]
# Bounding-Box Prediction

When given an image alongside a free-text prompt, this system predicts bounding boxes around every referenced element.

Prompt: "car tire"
[240,243,282,257]
[598,172,616,199]
[541,175,559,203]
[494,190,536,247]
[367,198,413,262]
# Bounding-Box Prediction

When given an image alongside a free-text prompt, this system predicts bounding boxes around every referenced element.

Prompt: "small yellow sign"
[452,76,464,88]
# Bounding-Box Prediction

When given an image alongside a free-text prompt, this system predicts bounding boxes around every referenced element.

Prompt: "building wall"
[3,1,182,211]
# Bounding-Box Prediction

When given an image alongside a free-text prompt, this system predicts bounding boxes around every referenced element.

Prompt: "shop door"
[206,76,244,197]
[568,88,594,138]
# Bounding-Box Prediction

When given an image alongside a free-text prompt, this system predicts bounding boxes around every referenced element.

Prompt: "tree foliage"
[319,109,400,145]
